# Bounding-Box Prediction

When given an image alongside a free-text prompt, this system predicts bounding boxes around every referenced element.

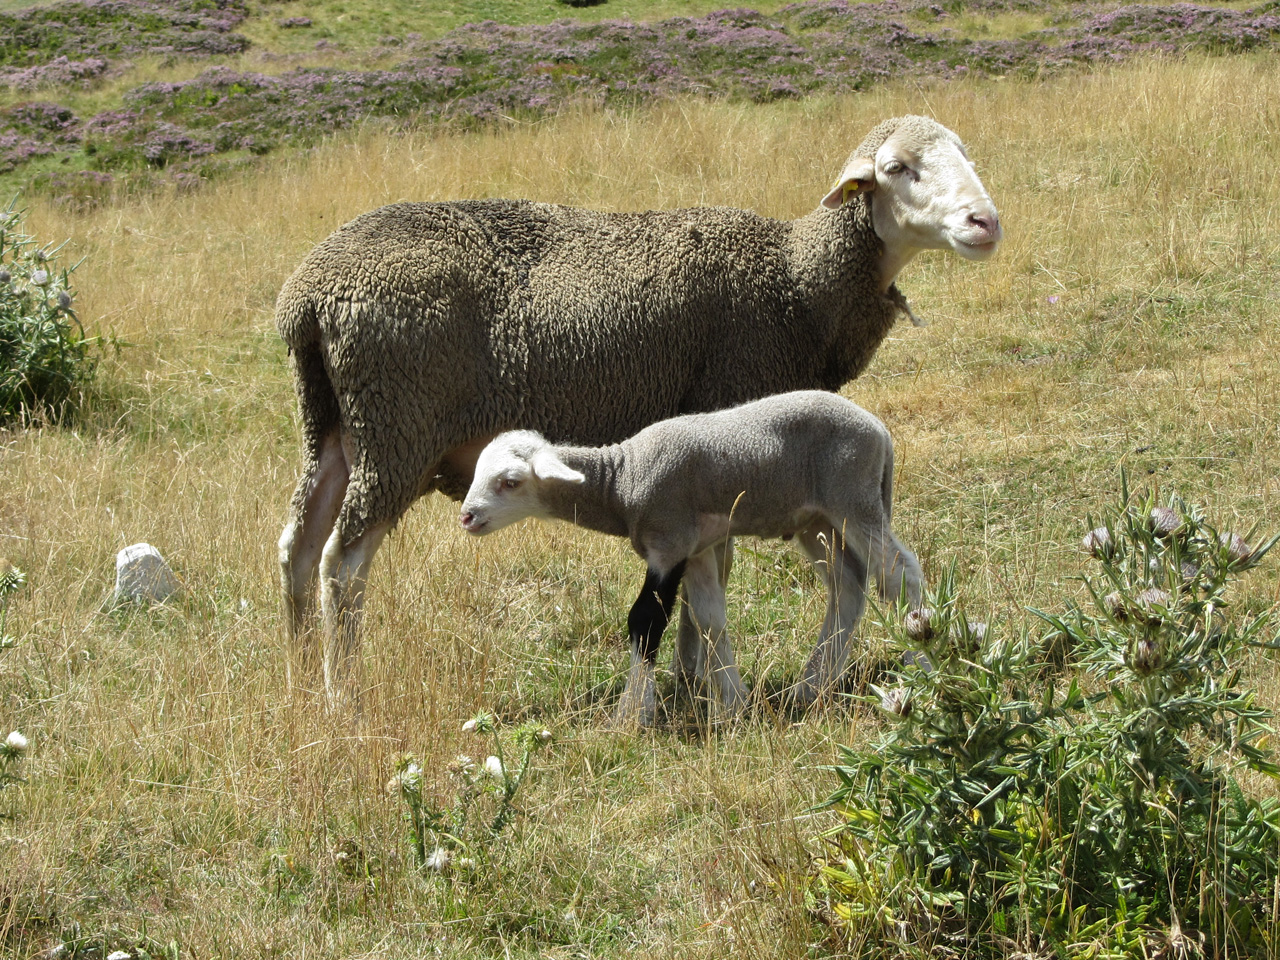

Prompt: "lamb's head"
[460,431,585,535]
[822,115,1002,285]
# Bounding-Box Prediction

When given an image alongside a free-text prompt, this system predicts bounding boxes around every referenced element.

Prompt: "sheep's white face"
[823,117,1002,285]
[459,431,584,536]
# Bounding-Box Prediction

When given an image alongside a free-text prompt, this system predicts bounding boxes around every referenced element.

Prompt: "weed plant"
[0,199,93,422]
[816,488,1280,957]
[391,712,553,875]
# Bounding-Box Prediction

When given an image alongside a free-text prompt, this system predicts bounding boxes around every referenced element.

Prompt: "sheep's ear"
[529,448,586,485]
[821,157,877,209]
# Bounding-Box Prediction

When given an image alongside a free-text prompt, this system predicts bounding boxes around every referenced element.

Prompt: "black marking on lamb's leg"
[627,561,687,665]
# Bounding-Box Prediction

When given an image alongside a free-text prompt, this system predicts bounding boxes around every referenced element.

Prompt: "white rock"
[115,543,181,602]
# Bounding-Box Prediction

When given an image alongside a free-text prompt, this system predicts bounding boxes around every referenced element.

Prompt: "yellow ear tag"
[842,181,859,205]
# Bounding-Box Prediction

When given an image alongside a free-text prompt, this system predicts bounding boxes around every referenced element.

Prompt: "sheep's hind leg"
[672,538,734,703]
[615,561,687,728]
[279,431,349,694]
[682,550,748,720]
[793,521,870,707]
[318,517,392,714]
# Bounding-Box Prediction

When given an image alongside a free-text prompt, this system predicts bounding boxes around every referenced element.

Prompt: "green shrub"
[814,487,1280,958]
[0,199,95,423]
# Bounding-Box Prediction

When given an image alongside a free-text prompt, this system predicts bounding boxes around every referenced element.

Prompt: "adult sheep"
[276,114,1001,708]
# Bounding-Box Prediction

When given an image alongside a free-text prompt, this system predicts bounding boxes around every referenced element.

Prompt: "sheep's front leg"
[793,522,870,706]
[672,537,734,701]
[615,560,687,728]
[682,550,748,719]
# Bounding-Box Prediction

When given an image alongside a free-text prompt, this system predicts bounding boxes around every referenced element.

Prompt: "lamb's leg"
[318,515,392,714]
[794,521,870,706]
[672,537,734,700]
[615,560,687,728]
[682,549,748,719]
[279,430,349,694]
[874,528,923,608]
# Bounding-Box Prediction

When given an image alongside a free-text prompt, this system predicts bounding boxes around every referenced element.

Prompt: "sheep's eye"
[883,159,905,175]
[502,478,521,490]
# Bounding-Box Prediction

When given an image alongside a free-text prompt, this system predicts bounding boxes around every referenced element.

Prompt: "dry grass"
[1,54,1279,957]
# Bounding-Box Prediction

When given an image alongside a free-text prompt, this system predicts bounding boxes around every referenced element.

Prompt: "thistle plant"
[815,488,1280,958]
[0,199,95,423]
[0,558,23,649]
[390,712,553,874]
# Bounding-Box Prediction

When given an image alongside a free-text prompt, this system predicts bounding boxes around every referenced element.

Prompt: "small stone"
[114,543,181,602]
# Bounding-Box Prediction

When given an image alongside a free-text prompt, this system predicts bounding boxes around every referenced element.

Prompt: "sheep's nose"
[460,511,474,528]
[968,211,998,234]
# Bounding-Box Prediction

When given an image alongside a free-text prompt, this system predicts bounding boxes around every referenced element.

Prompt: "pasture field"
[2,53,1280,957]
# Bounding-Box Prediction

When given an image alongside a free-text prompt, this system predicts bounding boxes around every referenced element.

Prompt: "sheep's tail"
[276,286,341,452]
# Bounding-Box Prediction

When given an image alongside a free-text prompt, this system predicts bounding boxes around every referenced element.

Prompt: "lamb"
[459,390,924,725]
[275,114,999,708]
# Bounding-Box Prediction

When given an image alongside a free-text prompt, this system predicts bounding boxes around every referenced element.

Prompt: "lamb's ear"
[821,157,877,210]
[529,448,586,485]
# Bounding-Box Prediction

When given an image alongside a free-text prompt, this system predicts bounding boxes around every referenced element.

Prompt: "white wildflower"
[107,951,132,960]
[425,846,450,872]
[4,730,28,755]
[461,718,479,733]
[482,755,504,779]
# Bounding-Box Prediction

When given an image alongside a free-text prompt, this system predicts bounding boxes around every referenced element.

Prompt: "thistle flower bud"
[951,621,987,644]
[1135,587,1171,625]
[482,755,504,779]
[1179,561,1199,587]
[1219,532,1252,563]
[1149,506,1180,538]
[1082,526,1113,559]
[30,269,48,286]
[3,730,28,755]
[873,684,913,720]
[903,607,935,644]
[1129,637,1163,675]
[1104,591,1128,621]
[57,290,73,310]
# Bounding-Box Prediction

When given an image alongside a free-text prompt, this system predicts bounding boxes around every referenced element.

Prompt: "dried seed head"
[903,607,935,644]
[1130,637,1164,675]
[1219,532,1252,563]
[1104,591,1128,621]
[1149,506,1180,538]
[3,730,27,755]
[0,270,10,284]
[425,846,450,873]
[1082,526,1114,559]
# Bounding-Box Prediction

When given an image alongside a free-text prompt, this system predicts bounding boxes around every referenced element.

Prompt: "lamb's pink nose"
[460,511,474,528]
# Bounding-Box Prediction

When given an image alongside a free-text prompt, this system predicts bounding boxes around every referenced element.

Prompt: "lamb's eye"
[883,159,905,175]
[502,478,521,490]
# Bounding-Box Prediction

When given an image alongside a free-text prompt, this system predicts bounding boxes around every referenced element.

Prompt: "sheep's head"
[823,115,1002,287]
[460,431,585,535]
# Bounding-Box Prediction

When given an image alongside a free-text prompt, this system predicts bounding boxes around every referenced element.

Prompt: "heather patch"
[0,0,249,72]
[2,0,1279,185]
